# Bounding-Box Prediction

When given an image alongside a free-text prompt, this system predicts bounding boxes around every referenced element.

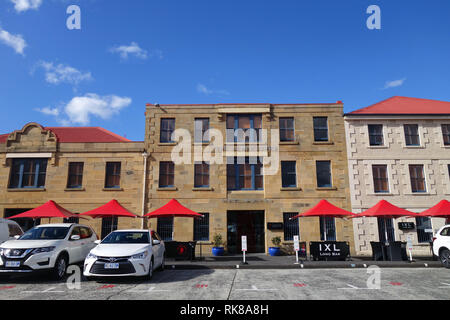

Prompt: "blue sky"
[0,0,449,141]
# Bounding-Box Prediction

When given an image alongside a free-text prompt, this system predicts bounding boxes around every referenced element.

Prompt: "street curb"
[167,262,443,270]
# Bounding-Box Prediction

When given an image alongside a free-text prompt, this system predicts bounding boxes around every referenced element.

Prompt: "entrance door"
[227,211,265,254]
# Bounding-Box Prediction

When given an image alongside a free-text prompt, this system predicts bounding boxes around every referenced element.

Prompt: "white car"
[0,219,23,244]
[0,223,98,280]
[433,224,450,268]
[84,230,165,279]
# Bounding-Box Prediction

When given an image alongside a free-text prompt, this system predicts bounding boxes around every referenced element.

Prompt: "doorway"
[227,211,265,254]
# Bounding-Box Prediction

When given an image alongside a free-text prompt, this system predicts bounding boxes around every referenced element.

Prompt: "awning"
[79,199,138,218]
[356,200,416,218]
[291,199,354,219]
[144,199,203,218]
[7,201,80,220]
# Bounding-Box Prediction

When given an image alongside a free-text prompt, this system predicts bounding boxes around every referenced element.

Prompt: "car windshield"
[102,232,150,244]
[19,227,70,240]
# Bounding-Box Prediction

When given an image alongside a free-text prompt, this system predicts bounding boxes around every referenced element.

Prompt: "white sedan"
[83,230,165,279]
[0,223,98,280]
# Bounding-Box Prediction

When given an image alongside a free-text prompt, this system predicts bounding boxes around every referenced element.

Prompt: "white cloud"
[63,93,132,125]
[36,61,93,85]
[110,42,148,60]
[36,106,59,116]
[37,94,132,125]
[197,83,230,96]
[383,78,406,89]
[11,0,42,12]
[0,28,27,55]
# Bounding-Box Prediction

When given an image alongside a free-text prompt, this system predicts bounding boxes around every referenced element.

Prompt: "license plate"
[5,261,20,268]
[104,263,119,269]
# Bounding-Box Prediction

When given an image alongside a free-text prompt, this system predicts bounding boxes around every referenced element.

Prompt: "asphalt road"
[0,268,449,300]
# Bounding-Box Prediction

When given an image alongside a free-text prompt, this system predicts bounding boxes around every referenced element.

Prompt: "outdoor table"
[309,241,350,261]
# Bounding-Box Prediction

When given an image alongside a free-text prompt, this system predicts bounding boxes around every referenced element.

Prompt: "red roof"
[7,200,79,220]
[356,200,416,218]
[418,200,450,218]
[79,199,138,218]
[0,126,131,143]
[347,96,450,115]
[292,200,354,219]
[145,199,203,218]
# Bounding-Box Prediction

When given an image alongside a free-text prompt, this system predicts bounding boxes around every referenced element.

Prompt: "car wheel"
[440,249,450,269]
[147,259,153,280]
[53,255,68,281]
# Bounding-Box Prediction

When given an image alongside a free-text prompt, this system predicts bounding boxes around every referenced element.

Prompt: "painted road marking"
[128,286,170,293]
[338,284,376,290]
[293,283,307,287]
[438,282,450,289]
[22,287,65,293]
[196,284,208,288]
[98,285,116,290]
[389,282,403,286]
[236,285,278,292]
[0,286,15,290]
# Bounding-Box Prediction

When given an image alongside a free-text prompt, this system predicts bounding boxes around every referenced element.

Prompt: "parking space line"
[128,286,170,293]
[338,284,374,290]
[22,287,65,293]
[236,285,278,292]
[438,282,450,289]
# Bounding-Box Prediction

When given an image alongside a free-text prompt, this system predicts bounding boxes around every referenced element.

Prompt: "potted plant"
[269,236,282,256]
[212,233,225,256]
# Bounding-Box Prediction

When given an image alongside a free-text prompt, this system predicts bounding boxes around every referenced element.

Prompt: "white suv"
[433,224,450,268]
[0,223,98,280]
[0,219,23,244]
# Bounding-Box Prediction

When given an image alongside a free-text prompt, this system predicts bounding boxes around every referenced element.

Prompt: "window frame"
[368,124,384,146]
[404,124,420,146]
[104,162,121,189]
[372,165,389,193]
[227,157,263,191]
[409,164,426,193]
[67,162,84,189]
[193,213,209,241]
[8,158,48,189]
[283,212,300,241]
[279,117,295,142]
[281,161,297,188]
[160,118,176,143]
[226,114,262,143]
[313,117,329,142]
[316,160,332,188]
[194,162,210,188]
[194,118,210,143]
[159,161,175,188]
[442,124,450,146]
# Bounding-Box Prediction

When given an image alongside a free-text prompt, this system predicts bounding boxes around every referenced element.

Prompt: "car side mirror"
[70,235,81,241]
[152,240,160,245]
[94,240,101,245]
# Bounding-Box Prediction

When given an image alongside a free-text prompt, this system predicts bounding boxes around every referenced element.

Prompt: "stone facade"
[345,115,450,256]
[0,123,146,237]
[145,103,355,256]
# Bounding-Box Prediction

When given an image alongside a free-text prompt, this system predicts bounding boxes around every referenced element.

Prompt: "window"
[157,217,173,241]
[194,162,210,188]
[105,162,121,189]
[63,217,79,224]
[404,124,420,146]
[372,165,389,193]
[316,161,332,188]
[441,227,450,236]
[67,162,84,189]
[280,118,295,142]
[226,114,262,143]
[227,157,263,190]
[80,227,93,239]
[409,165,426,193]
[8,224,22,237]
[159,162,175,188]
[194,118,210,143]
[313,117,328,142]
[368,124,384,146]
[378,218,395,242]
[194,213,209,241]
[416,217,432,243]
[160,118,175,143]
[281,161,297,188]
[320,217,336,241]
[442,124,450,146]
[101,217,118,239]
[283,213,299,241]
[9,158,48,189]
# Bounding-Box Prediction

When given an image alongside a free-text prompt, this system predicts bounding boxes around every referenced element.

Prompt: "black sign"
[309,241,350,261]
[398,222,415,230]
[267,222,283,230]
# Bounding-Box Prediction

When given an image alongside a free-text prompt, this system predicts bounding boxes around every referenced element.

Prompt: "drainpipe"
[141,151,149,229]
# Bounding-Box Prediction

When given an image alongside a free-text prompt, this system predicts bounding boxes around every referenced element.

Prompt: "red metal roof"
[0,126,131,143]
[145,199,203,218]
[292,199,354,219]
[7,200,79,220]
[79,199,138,218]
[356,200,416,218]
[347,96,450,115]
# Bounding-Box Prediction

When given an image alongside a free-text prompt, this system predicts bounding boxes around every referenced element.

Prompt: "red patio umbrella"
[291,200,354,240]
[144,199,203,219]
[79,199,138,234]
[355,200,416,242]
[417,200,450,219]
[7,200,81,221]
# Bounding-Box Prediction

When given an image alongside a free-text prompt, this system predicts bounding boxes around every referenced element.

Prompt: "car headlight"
[131,251,148,260]
[0,248,4,256]
[86,253,98,260]
[31,247,56,255]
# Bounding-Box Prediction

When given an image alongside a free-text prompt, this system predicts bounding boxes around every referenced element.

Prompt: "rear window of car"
[440,227,450,236]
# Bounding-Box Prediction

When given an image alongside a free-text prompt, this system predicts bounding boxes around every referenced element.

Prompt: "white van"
[0,219,23,244]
